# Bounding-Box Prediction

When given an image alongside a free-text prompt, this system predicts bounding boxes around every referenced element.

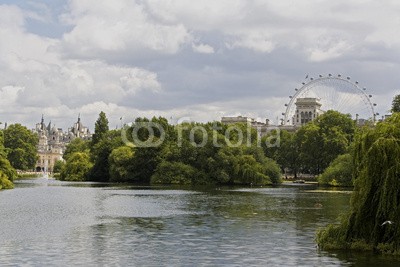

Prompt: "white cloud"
[0,85,23,109]
[0,5,25,28]
[309,39,353,62]
[0,3,162,128]
[0,1,399,129]
[192,43,215,54]
[229,34,275,53]
[59,0,190,57]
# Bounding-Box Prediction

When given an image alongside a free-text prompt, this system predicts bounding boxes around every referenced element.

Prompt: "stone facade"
[33,115,92,172]
[221,116,272,136]
[293,98,324,126]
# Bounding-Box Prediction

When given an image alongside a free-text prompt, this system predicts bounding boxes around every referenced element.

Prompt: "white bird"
[381,220,394,226]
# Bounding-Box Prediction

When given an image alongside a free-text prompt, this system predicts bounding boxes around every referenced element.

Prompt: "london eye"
[282,74,377,125]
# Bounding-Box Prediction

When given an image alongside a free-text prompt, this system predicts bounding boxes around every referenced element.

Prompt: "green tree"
[315,110,355,139]
[60,152,92,181]
[296,123,325,174]
[109,146,134,182]
[3,124,38,170]
[127,117,169,183]
[391,94,400,113]
[91,111,109,147]
[263,130,300,178]
[295,111,355,175]
[318,153,353,186]
[89,129,123,182]
[63,138,90,161]
[0,156,17,182]
[0,170,14,189]
[151,161,198,185]
[53,160,65,173]
[317,113,400,254]
[0,129,16,185]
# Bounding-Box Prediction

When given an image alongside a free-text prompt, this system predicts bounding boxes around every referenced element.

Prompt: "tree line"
[59,112,282,185]
[57,109,368,187]
[1,94,399,189]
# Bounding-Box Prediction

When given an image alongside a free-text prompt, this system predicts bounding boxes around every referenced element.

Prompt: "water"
[0,178,399,266]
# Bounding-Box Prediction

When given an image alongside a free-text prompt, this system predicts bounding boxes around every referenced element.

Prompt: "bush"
[318,154,353,187]
[0,156,17,182]
[60,152,92,181]
[0,170,14,189]
[108,146,134,182]
[151,161,198,185]
[53,160,65,173]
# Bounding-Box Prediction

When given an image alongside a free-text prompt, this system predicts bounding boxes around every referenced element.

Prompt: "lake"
[0,178,399,266]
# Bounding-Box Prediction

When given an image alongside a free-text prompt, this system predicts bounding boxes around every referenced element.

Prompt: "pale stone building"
[221,116,272,136]
[34,115,92,172]
[293,98,324,126]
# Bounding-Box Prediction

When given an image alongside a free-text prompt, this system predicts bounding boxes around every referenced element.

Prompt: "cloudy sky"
[0,0,399,130]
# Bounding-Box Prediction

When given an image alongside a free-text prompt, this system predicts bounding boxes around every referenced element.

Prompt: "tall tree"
[3,123,38,170]
[295,111,354,175]
[262,130,300,178]
[89,129,124,182]
[391,94,400,113]
[91,111,109,147]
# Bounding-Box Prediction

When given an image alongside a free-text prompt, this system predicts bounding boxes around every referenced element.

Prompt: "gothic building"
[34,115,92,172]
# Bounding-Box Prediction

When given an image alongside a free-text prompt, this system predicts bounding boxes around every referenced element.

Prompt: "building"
[33,115,92,172]
[221,116,272,136]
[221,116,255,124]
[293,98,324,126]
[221,98,325,135]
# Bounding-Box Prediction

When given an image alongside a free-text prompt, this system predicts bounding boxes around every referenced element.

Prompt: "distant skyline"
[0,0,399,130]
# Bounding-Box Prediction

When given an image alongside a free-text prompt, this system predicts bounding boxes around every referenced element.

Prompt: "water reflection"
[0,179,398,266]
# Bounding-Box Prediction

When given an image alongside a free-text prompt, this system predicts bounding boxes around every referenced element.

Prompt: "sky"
[0,0,399,131]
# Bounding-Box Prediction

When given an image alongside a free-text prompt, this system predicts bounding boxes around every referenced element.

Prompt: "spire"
[77,113,82,131]
[41,114,45,130]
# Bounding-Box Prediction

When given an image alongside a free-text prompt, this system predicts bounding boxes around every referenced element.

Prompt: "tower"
[293,98,324,126]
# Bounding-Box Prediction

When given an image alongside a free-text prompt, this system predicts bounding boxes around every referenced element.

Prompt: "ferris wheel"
[282,74,378,125]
